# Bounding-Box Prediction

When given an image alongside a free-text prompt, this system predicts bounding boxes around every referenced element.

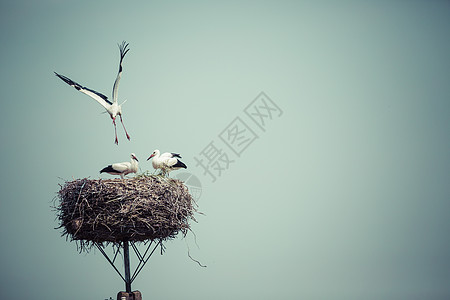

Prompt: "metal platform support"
[95,240,162,295]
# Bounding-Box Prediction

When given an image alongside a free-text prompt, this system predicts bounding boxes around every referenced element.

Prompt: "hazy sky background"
[0,1,449,299]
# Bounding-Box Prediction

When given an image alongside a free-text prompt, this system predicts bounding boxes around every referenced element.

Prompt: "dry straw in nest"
[56,174,197,251]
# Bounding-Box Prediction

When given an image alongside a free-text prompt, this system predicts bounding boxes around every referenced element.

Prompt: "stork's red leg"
[113,118,119,145]
[120,115,131,140]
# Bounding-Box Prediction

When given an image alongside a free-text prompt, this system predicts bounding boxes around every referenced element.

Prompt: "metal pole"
[123,240,132,293]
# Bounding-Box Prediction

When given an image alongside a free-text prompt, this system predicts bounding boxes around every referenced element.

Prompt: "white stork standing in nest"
[100,153,139,179]
[55,41,131,145]
[147,149,187,176]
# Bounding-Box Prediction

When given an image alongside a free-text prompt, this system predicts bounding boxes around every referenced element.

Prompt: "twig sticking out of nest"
[56,175,196,251]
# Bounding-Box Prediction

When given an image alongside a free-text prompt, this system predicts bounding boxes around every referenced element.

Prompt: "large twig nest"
[56,174,196,250]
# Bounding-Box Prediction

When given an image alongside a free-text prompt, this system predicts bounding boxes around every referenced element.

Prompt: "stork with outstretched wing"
[55,41,131,144]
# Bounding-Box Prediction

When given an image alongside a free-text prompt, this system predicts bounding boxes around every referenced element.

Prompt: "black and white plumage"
[100,153,139,179]
[147,149,187,175]
[55,41,131,145]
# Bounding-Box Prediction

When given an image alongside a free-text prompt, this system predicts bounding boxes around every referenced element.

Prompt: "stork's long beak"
[133,155,139,162]
[147,154,155,161]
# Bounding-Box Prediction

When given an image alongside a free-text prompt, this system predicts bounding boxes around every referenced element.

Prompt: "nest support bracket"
[95,240,163,293]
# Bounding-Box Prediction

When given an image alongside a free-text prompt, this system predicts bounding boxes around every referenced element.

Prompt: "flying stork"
[55,41,131,144]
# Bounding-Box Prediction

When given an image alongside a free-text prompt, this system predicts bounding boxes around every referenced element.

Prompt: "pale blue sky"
[0,1,449,299]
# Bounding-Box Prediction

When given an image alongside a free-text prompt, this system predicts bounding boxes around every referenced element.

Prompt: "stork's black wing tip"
[118,41,130,58]
[100,165,115,174]
[55,72,70,83]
